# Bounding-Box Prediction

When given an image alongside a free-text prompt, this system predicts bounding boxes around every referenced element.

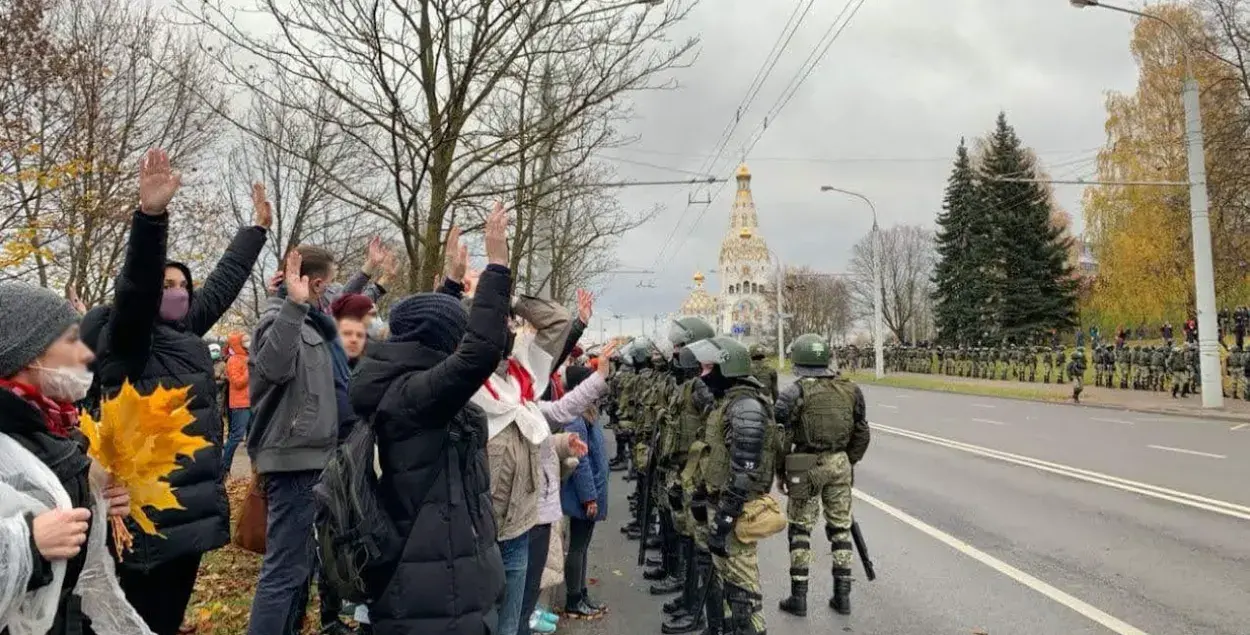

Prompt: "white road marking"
[892,394,914,399]
[854,489,1150,635]
[1231,423,1248,431]
[971,403,997,409]
[1147,445,1226,460]
[877,403,899,410]
[971,418,1007,426]
[872,422,1250,521]
[1091,417,1136,425]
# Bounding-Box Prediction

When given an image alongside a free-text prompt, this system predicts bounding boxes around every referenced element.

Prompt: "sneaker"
[538,610,560,625]
[529,615,557,634]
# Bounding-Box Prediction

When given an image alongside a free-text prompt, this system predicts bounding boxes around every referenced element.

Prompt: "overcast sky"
[587,0,1142,342]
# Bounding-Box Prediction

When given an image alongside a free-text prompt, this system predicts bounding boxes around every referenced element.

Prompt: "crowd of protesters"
[0,148,622,635]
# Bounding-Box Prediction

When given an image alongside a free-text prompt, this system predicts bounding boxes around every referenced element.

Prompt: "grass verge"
[845,370,1071,404]
[185,480,323,635]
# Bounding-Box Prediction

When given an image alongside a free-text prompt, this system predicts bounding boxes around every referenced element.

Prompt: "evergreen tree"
[932,138,994,344]
[978,112,1078,342]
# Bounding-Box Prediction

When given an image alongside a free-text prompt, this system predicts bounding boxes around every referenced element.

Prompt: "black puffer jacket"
[89,210,266,572]
[348,265,512,635]
[0,388,94,635]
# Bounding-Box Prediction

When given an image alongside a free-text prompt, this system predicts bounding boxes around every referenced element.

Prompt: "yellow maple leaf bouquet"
[80,380,210,557]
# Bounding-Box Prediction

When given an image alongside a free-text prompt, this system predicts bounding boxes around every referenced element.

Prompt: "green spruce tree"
[978,112,1078,342]
[932,138,995,344]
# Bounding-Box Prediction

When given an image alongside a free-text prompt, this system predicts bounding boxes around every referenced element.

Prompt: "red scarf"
[549,371,566,400]
[0,378,79,438]
[483,358,537,403]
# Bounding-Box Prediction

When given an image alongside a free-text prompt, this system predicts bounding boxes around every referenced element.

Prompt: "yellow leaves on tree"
[1083,3,1244,326]
[80,381,209,555]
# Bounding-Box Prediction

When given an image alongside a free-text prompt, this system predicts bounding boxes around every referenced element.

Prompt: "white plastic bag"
[0,433,154,635]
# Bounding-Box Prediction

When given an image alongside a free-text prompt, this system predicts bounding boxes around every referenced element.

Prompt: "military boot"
[724,584,765,635]
[663,540,699,616]
[700,576,725,635]
[830,576,852,615]
[650,536,685,595]
[662,545,707,633]
[644,532,674,580]
[777,580,807,617]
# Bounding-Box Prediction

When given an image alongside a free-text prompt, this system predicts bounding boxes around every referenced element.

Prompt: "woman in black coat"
[85,153,270,635]
[348,214,511,635]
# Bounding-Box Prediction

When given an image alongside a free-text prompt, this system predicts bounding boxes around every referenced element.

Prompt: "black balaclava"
[701,365,731,397]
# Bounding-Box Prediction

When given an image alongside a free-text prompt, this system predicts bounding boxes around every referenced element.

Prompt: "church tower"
[717,163,773,338]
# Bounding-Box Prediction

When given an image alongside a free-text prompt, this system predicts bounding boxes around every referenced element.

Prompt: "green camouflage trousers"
[713,521,765,634]
[786,451,853,583]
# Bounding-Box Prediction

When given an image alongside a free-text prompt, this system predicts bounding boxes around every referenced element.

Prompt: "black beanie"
[565,365,593,392]
[388,292,468,354]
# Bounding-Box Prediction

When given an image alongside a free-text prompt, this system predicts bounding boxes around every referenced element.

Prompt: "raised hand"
[138,148,182,216]
[284,249,311,305]
[66,286,86,315]
[252,182,273,229]
[576,288,594,323]
[365,236,387,274]
[444,226,468,283]
[484,201,509,267]
[265,270,285,296]
[32,507,91,561]
[598,342,617,376]
[379,251,399,287]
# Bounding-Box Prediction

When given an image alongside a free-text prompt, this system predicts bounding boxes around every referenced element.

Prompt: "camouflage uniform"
[1068,348,1087,403]
[775,334,871,619]
[687,337,778,635]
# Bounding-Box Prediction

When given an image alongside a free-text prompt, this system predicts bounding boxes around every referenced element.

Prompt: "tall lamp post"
[820,185,884,379]
[1070,0,1222,408]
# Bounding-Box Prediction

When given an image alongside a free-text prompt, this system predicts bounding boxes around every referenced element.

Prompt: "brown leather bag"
[233,472,267,555]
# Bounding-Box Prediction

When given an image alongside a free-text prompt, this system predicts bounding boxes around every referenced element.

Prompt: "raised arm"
[538,371,607,425]
[105,150,181,376]
[251,250,311,386]
[514,295,572,375]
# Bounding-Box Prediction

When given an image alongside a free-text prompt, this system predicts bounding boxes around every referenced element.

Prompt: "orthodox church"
[679,163,775,339]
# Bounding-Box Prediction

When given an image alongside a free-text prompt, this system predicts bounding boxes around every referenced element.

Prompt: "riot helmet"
[669,317,715,347]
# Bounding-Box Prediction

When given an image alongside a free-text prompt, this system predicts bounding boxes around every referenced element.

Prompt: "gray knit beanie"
[0,282,82,378]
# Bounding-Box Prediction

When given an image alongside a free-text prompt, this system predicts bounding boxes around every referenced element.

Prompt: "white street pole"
[820,185,885,379]
[1072,0,1222,407]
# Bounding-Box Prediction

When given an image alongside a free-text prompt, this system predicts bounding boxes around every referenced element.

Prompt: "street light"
[1070,0,1222,408]
[820,185,884,379]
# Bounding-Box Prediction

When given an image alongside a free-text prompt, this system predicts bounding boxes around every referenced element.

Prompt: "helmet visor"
[686,339,726,365]
[668,322,690,346]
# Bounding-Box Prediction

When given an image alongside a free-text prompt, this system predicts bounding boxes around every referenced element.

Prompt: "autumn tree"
[1085,3,1247,326]
[0,0,222,307]
[763,266,853,344]
[979,112,1078,342]
[179,0,698,294]
[848,224,936,343]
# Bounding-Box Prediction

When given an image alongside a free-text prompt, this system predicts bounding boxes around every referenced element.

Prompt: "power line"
[645,0,818,271]
[655,0,869,275]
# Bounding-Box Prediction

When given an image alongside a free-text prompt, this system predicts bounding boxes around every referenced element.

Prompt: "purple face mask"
[160,288,190,322]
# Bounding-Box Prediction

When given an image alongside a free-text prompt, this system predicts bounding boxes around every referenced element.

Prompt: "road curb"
[852,378,1250,424]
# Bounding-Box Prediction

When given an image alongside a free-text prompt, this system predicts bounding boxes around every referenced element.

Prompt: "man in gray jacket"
[247,244,343,635]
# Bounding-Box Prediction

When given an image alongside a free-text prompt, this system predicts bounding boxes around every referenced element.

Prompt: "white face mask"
[31,365,94,403]
[368,319,386,339]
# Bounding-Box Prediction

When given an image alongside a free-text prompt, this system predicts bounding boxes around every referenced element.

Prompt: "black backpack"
[313,421,404,604]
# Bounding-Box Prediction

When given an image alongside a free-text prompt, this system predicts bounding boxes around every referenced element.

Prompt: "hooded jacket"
[348,265,513,635]
[89,210,266,572]
[225,332,249,410]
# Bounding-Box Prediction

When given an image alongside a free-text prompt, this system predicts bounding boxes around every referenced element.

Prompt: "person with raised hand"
[80,152,269,635]
[245,237,349,635]
[349,206,515,635]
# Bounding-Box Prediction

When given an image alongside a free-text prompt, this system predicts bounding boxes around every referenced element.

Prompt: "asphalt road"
[562,380,1250,635]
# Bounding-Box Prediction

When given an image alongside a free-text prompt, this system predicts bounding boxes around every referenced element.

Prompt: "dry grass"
[184,479,325,635]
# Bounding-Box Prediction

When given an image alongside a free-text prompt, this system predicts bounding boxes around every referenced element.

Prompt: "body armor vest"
[699,384,776,497]
[793,377,856,452]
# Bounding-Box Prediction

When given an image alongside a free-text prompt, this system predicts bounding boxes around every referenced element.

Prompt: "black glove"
[707,529,729,557]
[667,483,683,510]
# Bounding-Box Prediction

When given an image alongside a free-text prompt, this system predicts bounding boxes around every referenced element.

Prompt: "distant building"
[677,163,776,340]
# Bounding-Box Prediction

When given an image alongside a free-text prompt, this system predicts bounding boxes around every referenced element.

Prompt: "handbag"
[233,471,267,554]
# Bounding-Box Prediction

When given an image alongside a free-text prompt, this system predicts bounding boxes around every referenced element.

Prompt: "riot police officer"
[775,334,870,617]
[749,343,778,402]
[687,336,781,635]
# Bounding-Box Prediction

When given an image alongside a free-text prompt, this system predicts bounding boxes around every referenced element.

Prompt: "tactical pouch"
[784,453,819,499]
[733,495,787,543]
[680,440,709,492]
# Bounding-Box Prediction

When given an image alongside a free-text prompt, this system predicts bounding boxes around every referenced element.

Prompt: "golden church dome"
[735,163,751,179]
[681,271,718,316]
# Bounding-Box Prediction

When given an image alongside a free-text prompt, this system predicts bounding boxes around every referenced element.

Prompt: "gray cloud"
[594,0,1143,339]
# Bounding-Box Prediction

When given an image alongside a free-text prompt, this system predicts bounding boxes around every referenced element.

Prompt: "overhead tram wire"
[653,0,868,276]
[645,0,818,271]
